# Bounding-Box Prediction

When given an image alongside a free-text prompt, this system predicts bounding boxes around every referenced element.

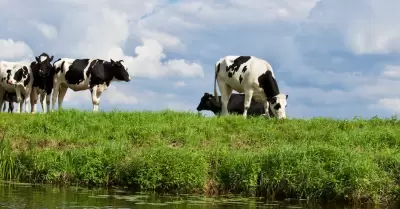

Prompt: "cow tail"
[214,62,220,103]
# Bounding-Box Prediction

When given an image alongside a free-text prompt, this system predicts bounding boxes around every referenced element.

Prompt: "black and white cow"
[30,53,55,113]
[213,56,288,119]
[196,92,274,117]
[52,58,131,112]
[0,61,34,113]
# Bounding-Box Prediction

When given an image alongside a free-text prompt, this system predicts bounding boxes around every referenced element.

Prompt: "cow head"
[34,53,54,77]
[6,66,30,86]
[196,92,221,114]
[110,59,131,82]
[267,94,288,119]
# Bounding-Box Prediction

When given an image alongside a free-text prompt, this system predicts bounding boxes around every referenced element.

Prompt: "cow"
[52,58,131,112]
[2,91,18,113]
[30,53,55,113]
[213,56,288,119]
[0,61,34,113]
[196,92,274,117]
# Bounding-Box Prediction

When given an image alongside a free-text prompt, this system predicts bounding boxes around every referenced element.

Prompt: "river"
[0,181,396,209]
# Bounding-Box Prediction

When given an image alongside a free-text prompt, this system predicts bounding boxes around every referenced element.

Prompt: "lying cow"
[213,56,288,119]
[52,58,131,112]
[30,53,55,113]
[0,61,34,113]
[196,92,274,117]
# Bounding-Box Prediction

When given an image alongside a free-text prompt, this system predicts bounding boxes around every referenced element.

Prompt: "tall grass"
[0,109,400,205]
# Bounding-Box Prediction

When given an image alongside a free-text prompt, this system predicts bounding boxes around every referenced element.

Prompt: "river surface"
[0,181,396,209]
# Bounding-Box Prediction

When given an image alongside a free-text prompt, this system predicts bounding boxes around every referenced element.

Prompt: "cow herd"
[0,53,288,119]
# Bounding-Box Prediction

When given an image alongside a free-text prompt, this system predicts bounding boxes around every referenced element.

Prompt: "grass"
[0,109,400,205]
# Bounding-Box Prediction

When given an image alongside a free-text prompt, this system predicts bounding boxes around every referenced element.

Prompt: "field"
[0,110,400,205]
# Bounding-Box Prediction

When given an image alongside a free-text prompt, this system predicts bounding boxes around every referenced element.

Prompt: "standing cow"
[30,53,55,113]
[0,61,34,113]
[213,56,288,119]
[52,58,131,112]
[196,92,274,117]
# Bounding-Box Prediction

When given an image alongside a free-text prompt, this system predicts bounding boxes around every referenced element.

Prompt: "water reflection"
[0,181,396,209]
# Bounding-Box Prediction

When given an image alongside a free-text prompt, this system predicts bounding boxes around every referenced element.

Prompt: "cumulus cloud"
[377,98,400,113]
[0,39,33,60]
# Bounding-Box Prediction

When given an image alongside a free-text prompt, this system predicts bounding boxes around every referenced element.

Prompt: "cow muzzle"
[6,80,14,85]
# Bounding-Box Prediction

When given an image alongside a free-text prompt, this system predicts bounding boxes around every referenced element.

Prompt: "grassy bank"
[0,110,400,205]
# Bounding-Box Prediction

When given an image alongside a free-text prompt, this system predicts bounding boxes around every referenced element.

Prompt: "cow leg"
[52,78,60,112]
[15,88,22,114]
[263,100,271,118]
[9,101,13,113]
[46,93,51,113]
[2,102,5,112]
[57,85,68,110]
[217,82,232,116]
[90,85,103,112]
[30,87,38,114]
[40,92,47,113]
[0,88,5,113]
[24,94,30,113]
[243,90,254,118]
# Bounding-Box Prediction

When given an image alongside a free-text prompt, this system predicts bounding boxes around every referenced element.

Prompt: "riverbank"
[0,110,399,205]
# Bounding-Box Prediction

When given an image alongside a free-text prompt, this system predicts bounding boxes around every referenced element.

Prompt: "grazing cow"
[30,53,55,113]
[52,58,131,112]
[0,61,34,113]
[2,91,18,113]
[196,92,274,117]
[214,56,288,119]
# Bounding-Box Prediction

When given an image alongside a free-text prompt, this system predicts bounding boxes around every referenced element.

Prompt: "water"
[0,181,395,209]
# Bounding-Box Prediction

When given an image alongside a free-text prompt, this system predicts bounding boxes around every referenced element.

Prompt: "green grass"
[0,109,400,205]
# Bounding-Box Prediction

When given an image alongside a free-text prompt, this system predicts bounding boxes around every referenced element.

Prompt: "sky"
[0,0,400,119]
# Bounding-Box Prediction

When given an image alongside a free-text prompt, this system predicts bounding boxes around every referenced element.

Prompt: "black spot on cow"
[216,63,220,75]
[228,72,233,77]
[23,71,30,87]
[274,103,281,110]
[242,66,247,73]
[226,56,251,77]
[239,75,243,83]
[257,70,280,98]
[65,59,90,85]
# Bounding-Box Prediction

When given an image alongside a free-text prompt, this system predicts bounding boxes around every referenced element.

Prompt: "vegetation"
[1,110,400,205]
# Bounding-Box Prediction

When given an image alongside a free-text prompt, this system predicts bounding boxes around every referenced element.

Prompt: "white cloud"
[122,39,204,79]
[31,21,58,40]
[305,0,400,55]
[104,85,138,105]
[174,81,185,87]
[377,98,400,113]
[381,65,400,79]
[0,39,33,60]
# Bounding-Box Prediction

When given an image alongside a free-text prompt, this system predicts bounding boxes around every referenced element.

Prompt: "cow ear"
[35,56,40,62]
[49,56,54,62]
[119,60,124,63]
[110,59,115,64]
[286,94,288,99]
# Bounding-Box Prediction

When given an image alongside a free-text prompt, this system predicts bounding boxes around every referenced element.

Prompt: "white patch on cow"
[214,56,288,119]
[39,55,47,62]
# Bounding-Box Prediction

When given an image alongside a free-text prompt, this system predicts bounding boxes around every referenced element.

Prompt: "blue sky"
[0,0,400,119]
